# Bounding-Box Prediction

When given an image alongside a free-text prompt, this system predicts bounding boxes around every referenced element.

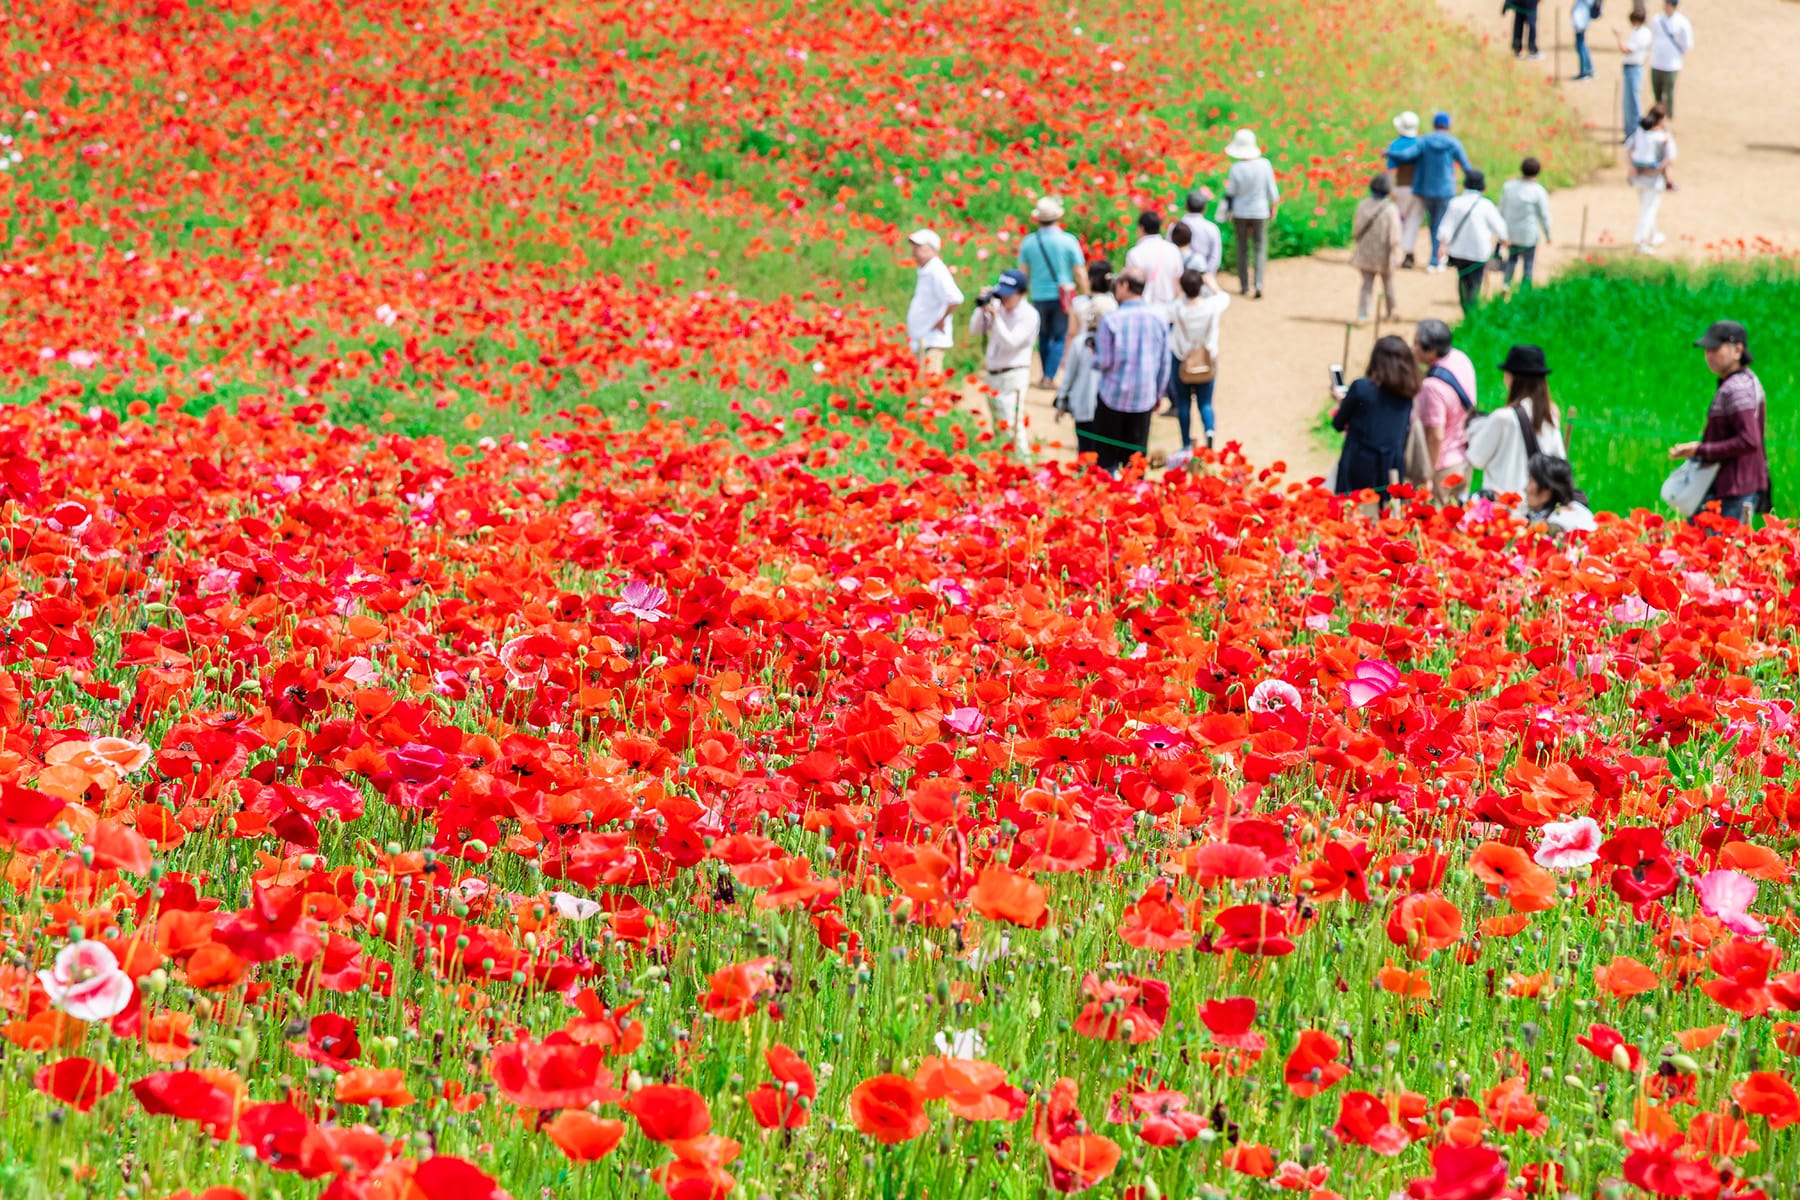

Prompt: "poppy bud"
[1611,1045,1634,1072]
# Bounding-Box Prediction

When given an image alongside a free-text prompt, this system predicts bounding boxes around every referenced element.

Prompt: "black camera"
[975,288,1000,308]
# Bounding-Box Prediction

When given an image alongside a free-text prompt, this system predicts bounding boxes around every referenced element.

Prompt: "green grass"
[1452,259,1800,514]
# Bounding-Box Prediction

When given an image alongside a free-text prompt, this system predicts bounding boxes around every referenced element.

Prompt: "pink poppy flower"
[1533,817,1603,871]
[38,941,135,1022]
[1344,661,1400,709]
[1696,870,1765,937]
[1248,679,1303,714]
[944,707,987,736]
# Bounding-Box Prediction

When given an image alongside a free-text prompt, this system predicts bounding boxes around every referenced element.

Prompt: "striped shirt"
[1094,300,1171,414]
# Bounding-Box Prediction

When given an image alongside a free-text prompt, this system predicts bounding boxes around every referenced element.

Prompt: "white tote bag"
[1660,458,1721,517]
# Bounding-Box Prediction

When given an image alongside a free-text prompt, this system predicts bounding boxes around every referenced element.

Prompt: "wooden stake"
[1341,323,1353,378]
[1579,205,1589,255]
[1552,7,1562,84]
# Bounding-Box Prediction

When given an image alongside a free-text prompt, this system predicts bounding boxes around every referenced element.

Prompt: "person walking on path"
[906,229,963,377]
[1649,0,1694,118]
[1059,260,1118,460]
[1222,129,1279,299]
[1125,210,1185,321]
[1167,267,1230,452]
[1092,268,1170,473]
[1390,112,1475,272]
[1349,173,1403,324]
[1626,105,1677,254]
[1614,10,1652,140]
[1385,112,1426,269]
[1523,455,1598,532]
[968,269,1040,459]
[1571,1,1597,81]
[1499,157,1552,289]
[1017,197,1084,388]
[1413,319,1478,503]
[1440,170,1508,314]
[1180,190,1224,277]
[1504,0,1543,60]
[1668,321,1769,525]
[1330,335,1421,502]
[1467,345,1568,496]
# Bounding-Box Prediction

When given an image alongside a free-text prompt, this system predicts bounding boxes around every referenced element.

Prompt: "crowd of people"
[901,0,1765,528]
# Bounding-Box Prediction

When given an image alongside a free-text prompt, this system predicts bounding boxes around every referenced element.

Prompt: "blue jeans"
[1422,195,1452,266]
[1622,63,1643,140]
[1503,245,1537,286]
[1033,299,1069,380]
[1168,355,1216,448]
[1575,31,1593,77]
[1693,491,1759,526]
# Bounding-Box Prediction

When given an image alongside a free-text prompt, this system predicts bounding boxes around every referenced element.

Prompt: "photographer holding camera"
[968,269,1041,459]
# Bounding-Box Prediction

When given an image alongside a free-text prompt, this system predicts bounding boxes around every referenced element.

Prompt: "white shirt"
[1622,25,1652,66]
[1627,128,1677,185]
[1168,291,1230,360]
[968,300,1040,373]
[1440,192,1509,262]
[1467,406,1569,496]
[907,256,964,350]
[1125,236,1186,319]
[1650,12,1693,72]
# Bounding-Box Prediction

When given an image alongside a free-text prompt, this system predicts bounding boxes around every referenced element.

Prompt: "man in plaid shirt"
[1092,267,1171,473]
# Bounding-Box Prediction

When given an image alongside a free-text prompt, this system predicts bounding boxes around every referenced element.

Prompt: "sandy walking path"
[963,0,1798,480]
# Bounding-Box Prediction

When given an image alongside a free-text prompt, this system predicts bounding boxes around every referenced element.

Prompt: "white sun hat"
[1394,111,1420,137]
[1224,129,1262,160]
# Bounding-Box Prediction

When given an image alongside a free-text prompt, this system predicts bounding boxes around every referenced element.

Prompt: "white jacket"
[969,300,1040,373]
[1441,192,1508,262]
[1467,404,1568,496]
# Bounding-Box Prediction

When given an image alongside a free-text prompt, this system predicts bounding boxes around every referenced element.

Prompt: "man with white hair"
[906,229,963,377]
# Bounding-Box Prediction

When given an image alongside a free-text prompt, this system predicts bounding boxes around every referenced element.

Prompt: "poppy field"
[5,3,1788,1200]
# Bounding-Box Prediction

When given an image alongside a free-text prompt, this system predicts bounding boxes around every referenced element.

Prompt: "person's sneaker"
[1651,232,1667,246]
[1401,253,1416,269]
[1425,262,1444,274]
[1253,289,1263,300]
[1526,52,1544,61]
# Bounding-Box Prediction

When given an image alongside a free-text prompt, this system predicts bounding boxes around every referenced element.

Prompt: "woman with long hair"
[1331,334,1421,500]
[1523,453,1597,532]
[1467,344,1568,496]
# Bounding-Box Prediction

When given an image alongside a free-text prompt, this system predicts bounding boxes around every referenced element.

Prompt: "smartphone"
[1329,364,1346,392]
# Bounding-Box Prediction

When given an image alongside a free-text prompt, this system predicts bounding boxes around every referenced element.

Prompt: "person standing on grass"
[1440,170,1508,314]
[1615,10,1652,140]
[1018,197,1084,389]
[1181,189,1224,277]
[1330,335,1421,502]
[968,269,1040,459]
[1060,260,1119,460]
[906,229,963,376]
[1571,1,1597,81]
[1125,210,1185,321]
[1499,157,1552,289]
[1413,319,1478,503]
[1222,129,1278,299]
[1649,0,1694,119]
[1504,0,1543,60]
[1349,173,1403,325]
[1626,105,1676,254]
[1467,345,1567,496]
[1391,112,1475,273]
[1092,267,1170,474]
[1167,267,1229,453]
[1669,321,1769,525]
[1386,112,1426,269]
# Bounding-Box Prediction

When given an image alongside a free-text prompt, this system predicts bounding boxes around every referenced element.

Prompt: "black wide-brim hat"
[1499,344,1551,376]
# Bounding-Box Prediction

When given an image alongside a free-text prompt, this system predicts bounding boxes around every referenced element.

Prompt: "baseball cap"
[994,268,1028,297]
[1694,320,1748,349]
[1433,111,1452,129]
[908,229,941,250]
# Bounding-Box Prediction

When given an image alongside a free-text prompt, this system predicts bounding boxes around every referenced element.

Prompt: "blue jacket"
[1391,132,1473,199]
[1384,136,1419,170]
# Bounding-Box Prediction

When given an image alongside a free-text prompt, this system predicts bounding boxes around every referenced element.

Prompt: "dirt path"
[963,0,1798,479]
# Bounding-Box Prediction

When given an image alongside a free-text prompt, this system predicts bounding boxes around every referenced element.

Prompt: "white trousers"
[1634,183,1664,248]
[986,368,1032,457]
[1394,186,1425,258]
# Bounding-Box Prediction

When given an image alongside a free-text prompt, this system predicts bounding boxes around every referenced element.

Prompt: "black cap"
[1694,320,1748,349]
[1499,344,1552,376]
[1464,168,1487,192]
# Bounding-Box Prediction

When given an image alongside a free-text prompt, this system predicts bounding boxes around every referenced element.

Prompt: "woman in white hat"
[1385,112,1425,268]
[1221,129,1279,299]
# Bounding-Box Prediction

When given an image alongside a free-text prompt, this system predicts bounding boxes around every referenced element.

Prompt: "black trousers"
[1449,256,1486,314]
[1089,401,1153,473]
[1511,8,1539,54]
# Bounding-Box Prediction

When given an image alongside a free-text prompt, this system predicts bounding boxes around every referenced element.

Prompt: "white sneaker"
[1651,232,1667,247]
[1425,263,1445,274]
[1636,242,1659,255]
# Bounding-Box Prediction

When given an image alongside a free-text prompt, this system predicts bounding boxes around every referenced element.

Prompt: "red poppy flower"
[627,1084,712,1143]
[1283,1029,1348,1097]
[544,1111,628,1162]
[33,1056,120,1113]
[848,1075,928,1144]
[489,1038,624,1110]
